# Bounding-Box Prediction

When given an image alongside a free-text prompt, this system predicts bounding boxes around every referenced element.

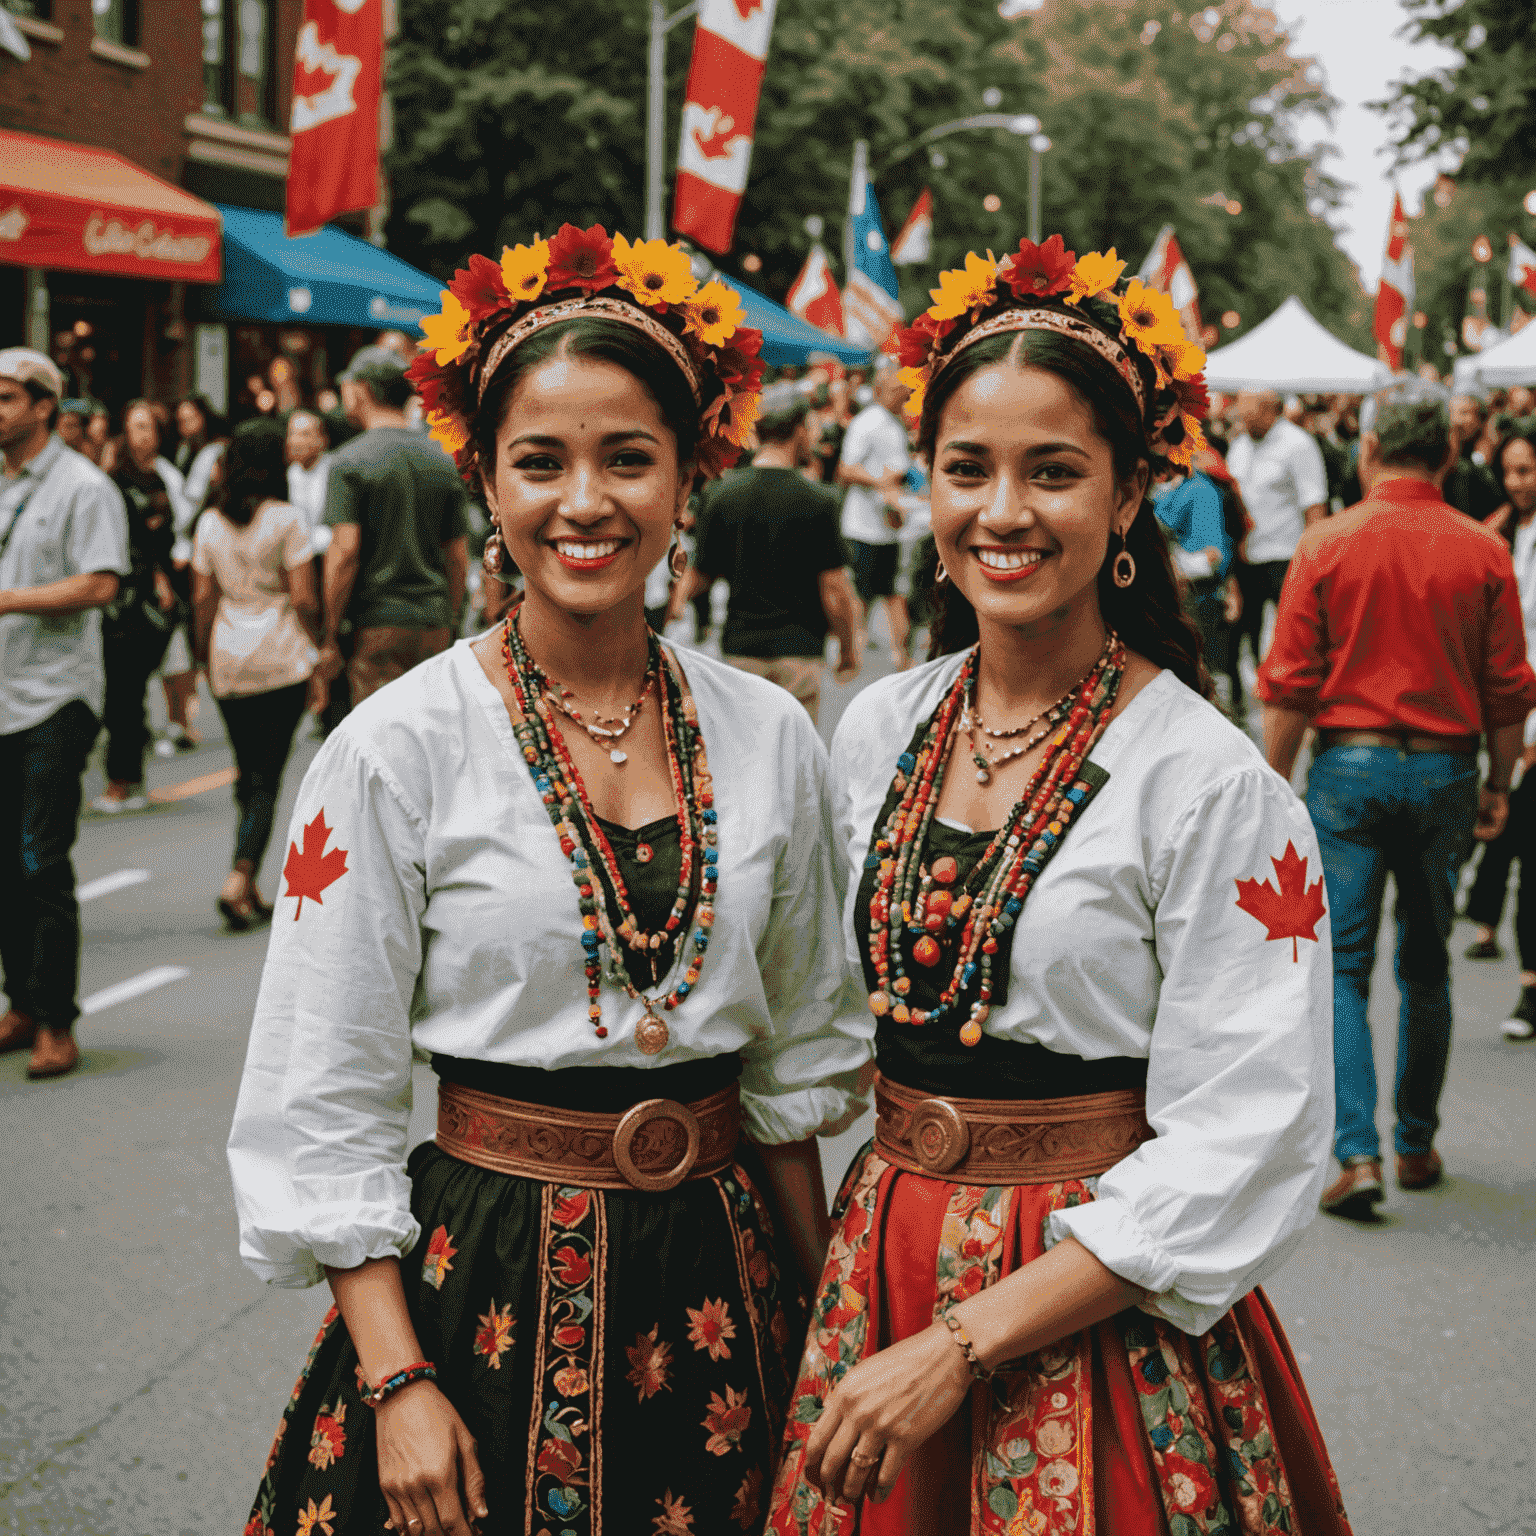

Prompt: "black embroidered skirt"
[244,1059,805,1536]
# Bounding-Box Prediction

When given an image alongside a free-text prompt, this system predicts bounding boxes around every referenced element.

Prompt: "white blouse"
[833,658,1334,1336]
[229,640,871,1288]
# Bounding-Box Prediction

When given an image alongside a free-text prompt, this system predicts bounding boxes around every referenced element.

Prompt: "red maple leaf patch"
[282,810,349,919]
[1234,841,1326,962]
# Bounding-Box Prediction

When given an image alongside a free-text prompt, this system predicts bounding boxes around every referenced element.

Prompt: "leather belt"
[436,1079,740,1192]
[874,1071,1153,1184]
[1316,729,1478,756]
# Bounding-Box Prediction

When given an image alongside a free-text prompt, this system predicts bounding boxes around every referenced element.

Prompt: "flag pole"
[846,139,868,282]
[1504,233,1517,332]
[645,0,699,243]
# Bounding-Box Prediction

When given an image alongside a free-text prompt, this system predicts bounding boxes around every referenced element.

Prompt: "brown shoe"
[0,1008,37,1053]
[1320,1158,1384,1220]
[1396,1148,1444,1191]
[27,1027,80,1079]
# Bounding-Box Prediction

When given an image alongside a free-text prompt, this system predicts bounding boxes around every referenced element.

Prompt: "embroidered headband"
[889,234,1210,472]
[405,224,766,483]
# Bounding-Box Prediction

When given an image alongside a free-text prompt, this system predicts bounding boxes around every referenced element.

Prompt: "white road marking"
[80,966,190,1016]
[78,868,152,903]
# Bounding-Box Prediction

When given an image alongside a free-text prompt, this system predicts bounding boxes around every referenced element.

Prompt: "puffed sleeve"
[227,731,429,1287]
[738,703,874,1144]
[1047,764,1334,1335]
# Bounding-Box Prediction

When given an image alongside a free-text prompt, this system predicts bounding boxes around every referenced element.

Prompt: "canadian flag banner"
[890,188,934,266]
[1137,223,1202,343]
[1373,191,1414,371]
[1509,235,1536,297]
[785,243,845,336]
[285,0,383,238]
[672,0,778,255]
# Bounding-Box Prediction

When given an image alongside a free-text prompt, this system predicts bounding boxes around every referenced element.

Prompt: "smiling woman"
[229,228,873,1536]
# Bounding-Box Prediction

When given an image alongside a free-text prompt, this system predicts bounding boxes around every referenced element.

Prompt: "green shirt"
[323,426,469,629]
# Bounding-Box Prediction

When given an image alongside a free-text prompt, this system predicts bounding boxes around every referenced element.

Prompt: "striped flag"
[785,243,846,336]
[1137,223,1202,343]
[1373,191,1414,370]
[890,188,934,266]
[672,0,778,255]
[843,149,903,349]
[1509,235,1536,298]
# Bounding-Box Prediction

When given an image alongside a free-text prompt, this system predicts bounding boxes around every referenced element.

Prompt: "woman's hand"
[802,1322,971,1509]
[153,569,177,611]
[375,1380,487,1536]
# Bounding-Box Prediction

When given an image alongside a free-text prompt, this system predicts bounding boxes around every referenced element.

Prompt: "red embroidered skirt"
[767,1146,1353,1535]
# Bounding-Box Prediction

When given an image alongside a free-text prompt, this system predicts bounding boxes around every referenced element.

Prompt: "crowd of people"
[2,219,1535,1533]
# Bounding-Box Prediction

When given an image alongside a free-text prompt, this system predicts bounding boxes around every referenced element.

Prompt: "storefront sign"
[82,215,214,267]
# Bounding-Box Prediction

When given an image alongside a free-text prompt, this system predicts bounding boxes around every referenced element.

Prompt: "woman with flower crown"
[766,236,1351,1535]
[228,224,871,1536]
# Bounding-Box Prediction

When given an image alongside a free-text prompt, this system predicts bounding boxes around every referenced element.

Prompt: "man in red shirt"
[1259,380,1536,1220]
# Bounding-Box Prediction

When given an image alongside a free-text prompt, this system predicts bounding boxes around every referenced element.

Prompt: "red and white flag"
[785,243,845,335]
[672,0,778,255]
[1137,223,1202,343]
[285,0,384,237]
[1373,191,1414,371]
[890,188,933,266]
[1509,235,1536,298]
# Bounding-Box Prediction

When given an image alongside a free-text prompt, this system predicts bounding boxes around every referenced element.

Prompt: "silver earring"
[1112,532,1136,589]
[934,558,949,586]
[482,531,507,576]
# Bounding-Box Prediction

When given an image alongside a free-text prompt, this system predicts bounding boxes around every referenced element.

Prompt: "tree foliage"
[386,0,1368,346]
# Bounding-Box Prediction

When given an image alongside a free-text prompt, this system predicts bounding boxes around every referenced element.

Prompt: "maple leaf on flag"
[733,0,763,16]
[1234,841,1327,962]
[283,810,349,920]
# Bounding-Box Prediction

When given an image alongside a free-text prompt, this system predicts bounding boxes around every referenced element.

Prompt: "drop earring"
[483,528,507,576]
[1112,530,1136,588]
[934,558,949,586]
[668,517,689,579]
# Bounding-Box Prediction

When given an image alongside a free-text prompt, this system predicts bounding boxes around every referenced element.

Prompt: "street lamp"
[1027,133,1051,245]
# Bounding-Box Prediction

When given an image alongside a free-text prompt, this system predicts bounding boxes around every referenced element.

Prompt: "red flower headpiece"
[407,224,766,483]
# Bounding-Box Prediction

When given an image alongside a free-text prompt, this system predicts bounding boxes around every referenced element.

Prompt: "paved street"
[2,628,1533,1535]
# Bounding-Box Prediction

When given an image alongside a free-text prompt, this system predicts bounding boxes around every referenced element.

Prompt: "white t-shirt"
[833,659,1333,1336]
[192,499,316,698]
[839,402,911,547]
[287,456,333,554]
[226,641,871,1287]
[1226,417,1329,564]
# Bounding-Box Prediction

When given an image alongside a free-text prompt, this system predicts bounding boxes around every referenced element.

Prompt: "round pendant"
[610,748,628,765]
[636,1012,670,1055]
[975,766,991,785]
[635,841,654,864]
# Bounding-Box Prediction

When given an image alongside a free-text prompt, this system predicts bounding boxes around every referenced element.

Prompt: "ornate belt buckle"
[909,1097,971,1174]
[613,1098,702,1192]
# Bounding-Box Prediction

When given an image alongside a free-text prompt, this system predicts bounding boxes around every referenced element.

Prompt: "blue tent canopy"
[204,206,442,331]
[732,281,873,367]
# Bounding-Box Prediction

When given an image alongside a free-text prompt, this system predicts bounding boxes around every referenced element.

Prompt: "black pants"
[1183,574,1230,679]
[1229,559,1290,713]
[0,701,98,1031]
[215,681,309,868]
[100,614,175,784]
[1465,774,1536,968]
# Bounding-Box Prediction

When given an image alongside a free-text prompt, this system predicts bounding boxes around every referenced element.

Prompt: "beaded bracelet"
[364,1360,437,1408]
[941,1310,992,1382]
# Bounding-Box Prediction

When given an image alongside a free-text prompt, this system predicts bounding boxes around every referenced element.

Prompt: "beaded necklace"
[502,611,718,1054]
[865,632,1124,1045]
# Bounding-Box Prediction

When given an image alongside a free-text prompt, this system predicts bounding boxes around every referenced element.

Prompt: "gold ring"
[850,1448,883,1467]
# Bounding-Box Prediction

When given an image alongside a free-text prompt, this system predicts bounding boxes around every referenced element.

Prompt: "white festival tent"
[1202,296,1391,394]
[1451,322,1536,389]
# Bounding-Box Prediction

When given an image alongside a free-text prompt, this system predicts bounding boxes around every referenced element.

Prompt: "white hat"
[0,347,64,398]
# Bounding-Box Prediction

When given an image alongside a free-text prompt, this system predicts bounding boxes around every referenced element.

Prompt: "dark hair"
[918,326,1208,696]
[474,317,701,485]
[215,418,289,527]
[177,393,226,441]
[21,378,59,429]
[1365,383,1452,471]
[1493,420,1536,508]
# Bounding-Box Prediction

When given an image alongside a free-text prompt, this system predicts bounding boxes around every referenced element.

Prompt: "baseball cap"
[0,347,64,397]
[757,382,810,435]
[339,344,408,388]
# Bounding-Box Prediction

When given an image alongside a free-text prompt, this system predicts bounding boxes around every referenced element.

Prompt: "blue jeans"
[1306,745,1479,1161]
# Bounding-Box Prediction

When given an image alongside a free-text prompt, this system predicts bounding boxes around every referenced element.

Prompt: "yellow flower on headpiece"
[1145,334,1205,388]
[927,251,999,322]
[425,410,469,457]
[681,280,746,347]
[611,234,699,309]
[1118,280,1185,349]
[500,239,550,304]
[1065,249,1127,307]
[719,388,762,448]
[420,293,473,366]
[1170,414,1207,469]
[897,365,926,419]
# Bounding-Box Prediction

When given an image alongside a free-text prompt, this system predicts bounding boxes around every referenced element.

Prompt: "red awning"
[0,130,222,284]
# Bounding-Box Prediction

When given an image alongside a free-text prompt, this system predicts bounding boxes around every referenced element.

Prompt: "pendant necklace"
[541,671,655,765]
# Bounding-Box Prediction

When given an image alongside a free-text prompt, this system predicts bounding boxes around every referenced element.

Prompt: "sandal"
[218,895,256,932]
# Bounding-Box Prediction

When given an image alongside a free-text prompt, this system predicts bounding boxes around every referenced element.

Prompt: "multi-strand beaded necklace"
[502,612,717,1055]
[865,632,1125,1045]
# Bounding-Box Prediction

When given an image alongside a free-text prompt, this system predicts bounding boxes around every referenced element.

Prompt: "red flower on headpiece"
[1174,373,1210,421]
[894,311,956,370]
[695,434,743,480]
[714,330,766,394]
[545,223,620,293]
[1002,234,1076,299]
[448,253,510,323]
